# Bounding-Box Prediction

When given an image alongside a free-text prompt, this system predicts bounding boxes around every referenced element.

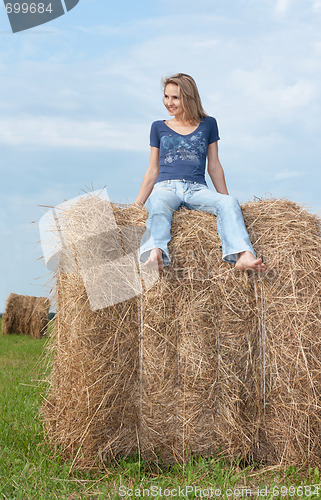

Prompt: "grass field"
[1,318,321,499]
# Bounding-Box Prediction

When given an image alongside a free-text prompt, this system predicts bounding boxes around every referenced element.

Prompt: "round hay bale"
[42,193,321,469]
[2,293,49,338]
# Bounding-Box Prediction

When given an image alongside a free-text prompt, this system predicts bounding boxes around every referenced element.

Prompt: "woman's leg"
[185,185,265,270]
[139,183,182,268]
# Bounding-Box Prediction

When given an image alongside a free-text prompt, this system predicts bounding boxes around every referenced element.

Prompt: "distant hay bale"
[42,193,321,469]
[2,293,50,338]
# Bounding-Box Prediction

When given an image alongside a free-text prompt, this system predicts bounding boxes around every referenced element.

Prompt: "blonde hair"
[162,73,208,124]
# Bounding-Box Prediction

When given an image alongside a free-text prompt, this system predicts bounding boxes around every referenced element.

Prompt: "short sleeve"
[150,121,160,148]
[208,117,220,144]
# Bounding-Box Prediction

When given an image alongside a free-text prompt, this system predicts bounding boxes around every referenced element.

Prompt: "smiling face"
[163,83,184,120]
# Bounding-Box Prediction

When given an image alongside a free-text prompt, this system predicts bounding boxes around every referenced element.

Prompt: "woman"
[135,73,266,273]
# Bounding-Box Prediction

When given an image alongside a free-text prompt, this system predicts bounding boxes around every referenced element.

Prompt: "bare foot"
[235,251,267,272]
[144,248,164,271]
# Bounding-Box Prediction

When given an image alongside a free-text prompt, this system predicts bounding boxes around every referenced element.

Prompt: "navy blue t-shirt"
[150,116,220,185]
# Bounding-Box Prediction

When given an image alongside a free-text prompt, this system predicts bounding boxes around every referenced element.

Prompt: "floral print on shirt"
[160,132,206,167]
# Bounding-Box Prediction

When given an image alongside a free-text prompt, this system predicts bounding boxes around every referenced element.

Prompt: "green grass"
[1,324,321,499]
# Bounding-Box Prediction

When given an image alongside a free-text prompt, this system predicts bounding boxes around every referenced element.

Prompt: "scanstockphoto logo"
[2,0,79,33]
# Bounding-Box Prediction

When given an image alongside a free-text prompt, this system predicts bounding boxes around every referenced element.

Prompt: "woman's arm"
[207,141,229,195]
[134,147,160,205]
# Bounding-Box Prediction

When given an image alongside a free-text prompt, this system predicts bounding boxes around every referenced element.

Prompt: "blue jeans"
[139,179,255,266]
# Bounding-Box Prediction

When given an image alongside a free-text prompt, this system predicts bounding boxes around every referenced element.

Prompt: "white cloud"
[190,39,219,54]
[274,169,304,180]
[275,0,292,14]
[223,131,288,151]
[0,116,148,150]
[232,68,316,108]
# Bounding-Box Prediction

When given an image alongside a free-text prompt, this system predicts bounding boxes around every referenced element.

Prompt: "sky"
[0,0,321,312]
